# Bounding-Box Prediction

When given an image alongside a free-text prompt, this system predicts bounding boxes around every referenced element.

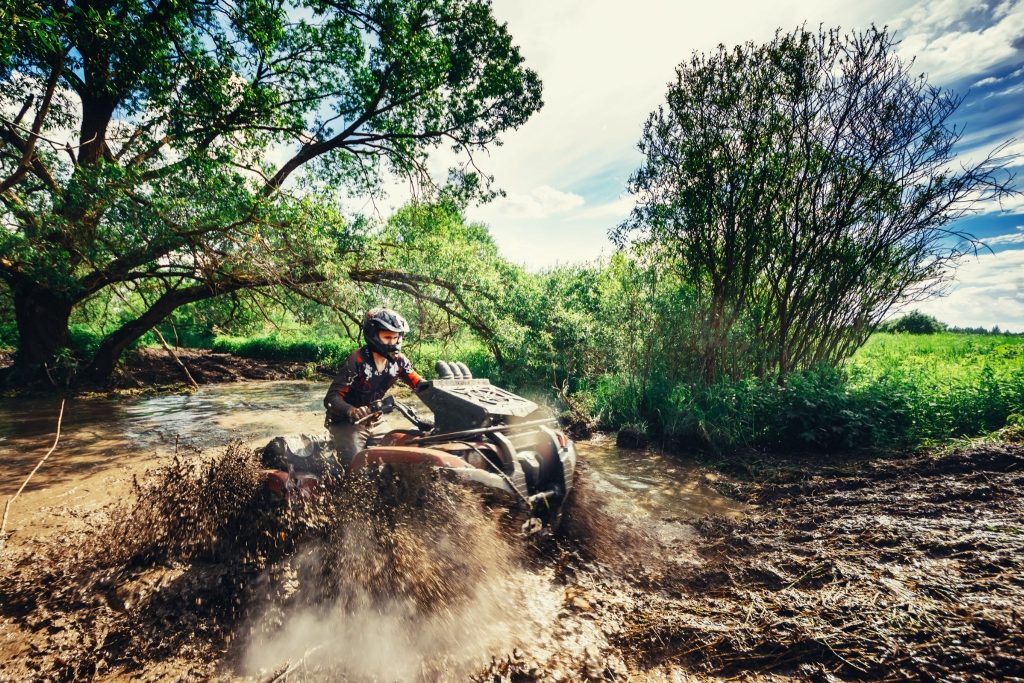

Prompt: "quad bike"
[261,361,577,535]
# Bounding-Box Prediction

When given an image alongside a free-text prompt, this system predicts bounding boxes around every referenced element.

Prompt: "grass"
[210,332,500,379]
[583,332,1024,454]
[212,333,358,368]
[846,333,1024,443]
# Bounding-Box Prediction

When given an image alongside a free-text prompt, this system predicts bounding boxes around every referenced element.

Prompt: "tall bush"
[614,26,1014,383]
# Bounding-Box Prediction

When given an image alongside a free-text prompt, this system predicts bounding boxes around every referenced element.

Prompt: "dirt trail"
[2,441,1022,681]
[609,443,1024,680]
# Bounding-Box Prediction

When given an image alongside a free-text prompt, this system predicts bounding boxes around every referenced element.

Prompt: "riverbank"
[0,347,335,395]
[115,347,334,387]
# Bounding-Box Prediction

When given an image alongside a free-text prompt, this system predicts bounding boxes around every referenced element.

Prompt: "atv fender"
[350,446,475,471]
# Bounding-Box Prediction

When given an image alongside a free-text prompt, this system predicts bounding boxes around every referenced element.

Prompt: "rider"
[324,307,427,466]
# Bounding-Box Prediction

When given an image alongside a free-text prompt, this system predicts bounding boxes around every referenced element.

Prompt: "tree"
[613,26,1015,382]
[883,310,947,334]
[361,200,550,368]
[0,0,541,386]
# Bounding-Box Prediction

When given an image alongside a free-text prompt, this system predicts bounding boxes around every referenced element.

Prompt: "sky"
[423,0,1024,331]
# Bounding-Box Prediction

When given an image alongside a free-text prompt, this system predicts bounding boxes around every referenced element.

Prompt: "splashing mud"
[0,445,562,680]
[3,434,1023,681]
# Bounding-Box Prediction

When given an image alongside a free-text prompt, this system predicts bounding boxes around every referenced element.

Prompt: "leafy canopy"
[0,0,542,381]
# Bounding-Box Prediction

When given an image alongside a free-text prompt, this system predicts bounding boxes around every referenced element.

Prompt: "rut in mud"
[2,440,1023,681]
[609,443,1024,680]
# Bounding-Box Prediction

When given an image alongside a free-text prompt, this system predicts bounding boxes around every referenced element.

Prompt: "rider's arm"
[395,353,423,390]
[324,353,361,418]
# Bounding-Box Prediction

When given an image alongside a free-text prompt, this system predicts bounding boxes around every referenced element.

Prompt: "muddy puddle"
[0,380,737,522]
[2,381,1021,681]
[0,380,738,681]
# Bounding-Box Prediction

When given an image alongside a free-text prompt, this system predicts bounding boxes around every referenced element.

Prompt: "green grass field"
[847,332,1024,381]
[583,332,1024,454]
[843,332,1024,445]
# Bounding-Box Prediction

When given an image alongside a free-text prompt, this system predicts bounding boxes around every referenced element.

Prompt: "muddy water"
[0,380,738,522]
[1,380,743,680]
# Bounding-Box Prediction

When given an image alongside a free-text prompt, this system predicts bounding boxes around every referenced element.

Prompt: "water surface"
[0,381,741,523]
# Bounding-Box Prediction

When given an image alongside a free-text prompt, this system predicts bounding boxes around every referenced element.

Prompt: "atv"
[261,361,577,535]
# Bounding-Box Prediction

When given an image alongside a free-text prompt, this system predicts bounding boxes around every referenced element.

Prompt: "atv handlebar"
[352,395,434,431]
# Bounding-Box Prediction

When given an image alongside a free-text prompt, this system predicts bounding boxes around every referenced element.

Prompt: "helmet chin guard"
[363,307,410,358]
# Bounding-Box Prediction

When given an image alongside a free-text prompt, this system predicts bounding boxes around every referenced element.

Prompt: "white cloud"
[476,185,585,220]
[995,0,1017,19]
[891,0,1024,84]
[892,0,988,34]
[975,192,1024,216]
[915,247,1024,331]
[982,226,1024,245]
[992,82,1024,98]
[572,195,636,222]
[972,64,1024,87]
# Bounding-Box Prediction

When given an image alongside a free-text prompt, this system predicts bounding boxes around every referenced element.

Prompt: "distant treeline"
[879,311,1021,336]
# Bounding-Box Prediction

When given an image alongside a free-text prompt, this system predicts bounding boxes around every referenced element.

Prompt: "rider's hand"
[347,405,372,421]
[414,380,432,393]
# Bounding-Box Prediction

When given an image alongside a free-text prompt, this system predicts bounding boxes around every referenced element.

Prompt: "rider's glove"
[347,405,372,421]
[414,380,433,394]
[325,395,352,422]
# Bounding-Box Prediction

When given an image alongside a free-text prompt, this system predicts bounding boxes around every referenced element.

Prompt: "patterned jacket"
[323,346,422,419]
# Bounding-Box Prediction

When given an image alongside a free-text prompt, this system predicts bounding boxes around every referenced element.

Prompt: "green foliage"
[403,337,499,381]
[580,332,1024,453]
[584,367,903,452]
[0,322,16,350]
[212,334,358,368]
[1,0,542,382]
[67,325,107,359]
[615,25,1013,382]
[208,330,497,382]
[880,310,948,334]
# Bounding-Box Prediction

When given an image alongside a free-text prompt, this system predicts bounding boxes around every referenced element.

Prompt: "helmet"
[362,307,410,358]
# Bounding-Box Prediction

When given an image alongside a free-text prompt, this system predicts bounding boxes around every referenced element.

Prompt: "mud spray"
[0,445,644,681]
[4,441,1022,680]
[237,465,562,681]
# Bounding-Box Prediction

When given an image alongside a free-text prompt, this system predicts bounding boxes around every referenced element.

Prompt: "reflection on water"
[582,435,742,521]
[0,382,327,496]
[0,381,742,522]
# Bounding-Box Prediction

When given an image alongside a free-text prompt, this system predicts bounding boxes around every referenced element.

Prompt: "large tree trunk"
[5,280,74,386]
[85,308,175,383]
[84,286,209,383]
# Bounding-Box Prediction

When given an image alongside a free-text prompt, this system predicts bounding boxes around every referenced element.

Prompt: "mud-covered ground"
[114,348,335,388]
[2,440,1022,681]
[607,441,1024,680]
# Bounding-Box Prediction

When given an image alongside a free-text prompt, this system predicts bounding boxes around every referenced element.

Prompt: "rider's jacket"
[323,346,422,420]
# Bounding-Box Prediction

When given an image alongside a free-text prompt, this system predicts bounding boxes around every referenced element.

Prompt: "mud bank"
[0,347,332,394]
[114,348,337,389]
[2,442,1022,681]
[606,442,1024,680]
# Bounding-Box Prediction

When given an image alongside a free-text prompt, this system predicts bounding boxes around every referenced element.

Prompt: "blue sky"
[444,0,1024,331]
